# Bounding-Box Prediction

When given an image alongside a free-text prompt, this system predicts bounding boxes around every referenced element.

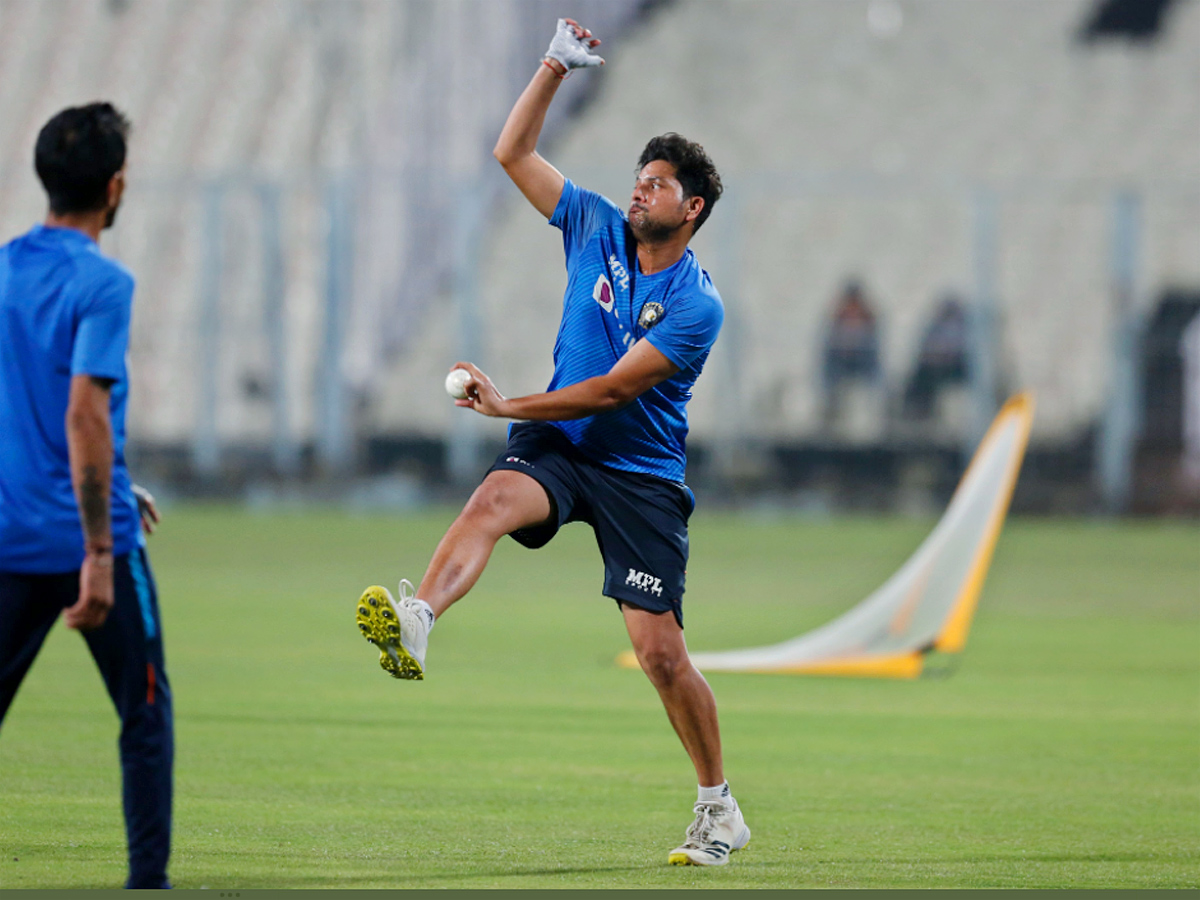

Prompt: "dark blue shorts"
[488,423,695,627]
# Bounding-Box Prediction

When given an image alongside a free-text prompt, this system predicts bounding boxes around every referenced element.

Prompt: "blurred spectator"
[822,279,881,413]
[904,293,969,419]
[1079,0,1180,43]
[1138,291,1200,508]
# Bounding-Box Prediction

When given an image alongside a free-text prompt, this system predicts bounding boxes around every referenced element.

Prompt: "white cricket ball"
[445,367,471,400]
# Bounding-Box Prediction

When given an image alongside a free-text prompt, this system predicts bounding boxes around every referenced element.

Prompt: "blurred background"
[1,0,1197,517]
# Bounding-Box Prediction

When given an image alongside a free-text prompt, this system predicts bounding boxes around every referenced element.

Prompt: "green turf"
[0,507,1196,888]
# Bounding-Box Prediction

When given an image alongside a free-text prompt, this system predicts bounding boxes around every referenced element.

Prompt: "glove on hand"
[545,18,604,71]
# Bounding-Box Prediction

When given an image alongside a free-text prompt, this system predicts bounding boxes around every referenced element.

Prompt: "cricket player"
[0,103,172,889]
[355,19,749,866]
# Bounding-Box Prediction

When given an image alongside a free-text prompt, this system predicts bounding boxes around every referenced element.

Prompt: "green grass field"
[0,507,1196,889]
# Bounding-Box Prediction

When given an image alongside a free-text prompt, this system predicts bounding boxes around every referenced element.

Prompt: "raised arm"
[492,65,568,219]
[65,374,115,630]
[493,18,604,219]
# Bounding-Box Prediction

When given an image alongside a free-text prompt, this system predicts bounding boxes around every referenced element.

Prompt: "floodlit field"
[1,507,1196,889]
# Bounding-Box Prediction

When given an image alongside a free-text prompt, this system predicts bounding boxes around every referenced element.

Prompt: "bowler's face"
[628,160,689,234]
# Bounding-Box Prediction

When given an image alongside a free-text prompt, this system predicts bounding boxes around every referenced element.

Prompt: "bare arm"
[493,18,602,219]
[492,65,568,219]
[452,339,679,421]
[65,374,115,630]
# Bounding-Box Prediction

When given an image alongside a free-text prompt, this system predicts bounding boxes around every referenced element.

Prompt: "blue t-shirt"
[0,224,141,573]
[543,179,724,483]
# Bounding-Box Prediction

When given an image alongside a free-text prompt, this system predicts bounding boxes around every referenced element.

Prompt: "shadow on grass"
[166,863,662,889]
[26,852,1180,889]
[180,711,440,730]
[474,864,660,879]
[24,855,1191,891]
[816,852,1176,865]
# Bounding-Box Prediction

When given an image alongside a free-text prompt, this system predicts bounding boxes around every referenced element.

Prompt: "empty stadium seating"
[0,0,1196,465]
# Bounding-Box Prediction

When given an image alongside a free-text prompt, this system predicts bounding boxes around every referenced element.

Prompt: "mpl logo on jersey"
[607,254,630,291]
[592,274,615,314]
[626,568,663,597]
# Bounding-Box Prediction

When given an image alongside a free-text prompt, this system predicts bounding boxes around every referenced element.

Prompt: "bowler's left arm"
[449,338,678,421]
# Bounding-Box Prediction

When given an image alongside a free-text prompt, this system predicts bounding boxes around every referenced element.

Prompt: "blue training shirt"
[543,179,723,483]
[0,224,141,574]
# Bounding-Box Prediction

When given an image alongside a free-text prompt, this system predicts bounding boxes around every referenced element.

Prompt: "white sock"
[698,782,732,805]
[412,598,436,632]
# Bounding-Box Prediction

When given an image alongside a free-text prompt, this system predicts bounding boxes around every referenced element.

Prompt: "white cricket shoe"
[668,799,751,866]
[355,579,430,680]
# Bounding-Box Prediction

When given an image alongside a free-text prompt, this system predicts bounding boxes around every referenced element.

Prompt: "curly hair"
[636,133,723,233]
[35,103,130,214]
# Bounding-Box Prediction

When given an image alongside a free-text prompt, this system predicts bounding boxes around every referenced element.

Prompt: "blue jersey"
[0,224,141,574]
[544,179,723,483]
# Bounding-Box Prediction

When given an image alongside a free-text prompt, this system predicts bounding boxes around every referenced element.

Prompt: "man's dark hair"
[636,133,723,233]
[34,103,130,214]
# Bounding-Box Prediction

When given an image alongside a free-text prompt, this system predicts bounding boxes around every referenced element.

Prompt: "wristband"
[542,58,568,79]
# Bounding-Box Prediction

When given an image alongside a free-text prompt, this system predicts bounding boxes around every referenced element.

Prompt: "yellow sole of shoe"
[355,585,423,680]
[668,852,729,867]
[667,842,745,867]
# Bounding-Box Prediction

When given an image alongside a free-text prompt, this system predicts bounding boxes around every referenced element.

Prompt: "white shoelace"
[397,578,415,605]
[684,802,724,845]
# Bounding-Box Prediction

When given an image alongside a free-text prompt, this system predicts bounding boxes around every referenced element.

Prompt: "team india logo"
[592,274,615,313]
[626,568,663,597]
[638,301,664,330]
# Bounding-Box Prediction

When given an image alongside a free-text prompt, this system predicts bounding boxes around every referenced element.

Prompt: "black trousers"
[0,547,173,889]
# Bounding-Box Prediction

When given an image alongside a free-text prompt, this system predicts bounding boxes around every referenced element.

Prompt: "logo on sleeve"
[638,302,665,330]
[593,274,615,314]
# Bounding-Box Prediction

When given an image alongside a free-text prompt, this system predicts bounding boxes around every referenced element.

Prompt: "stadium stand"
[0,0,1195,494]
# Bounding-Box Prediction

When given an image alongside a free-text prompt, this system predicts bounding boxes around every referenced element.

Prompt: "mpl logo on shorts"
[626,568,663,597]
